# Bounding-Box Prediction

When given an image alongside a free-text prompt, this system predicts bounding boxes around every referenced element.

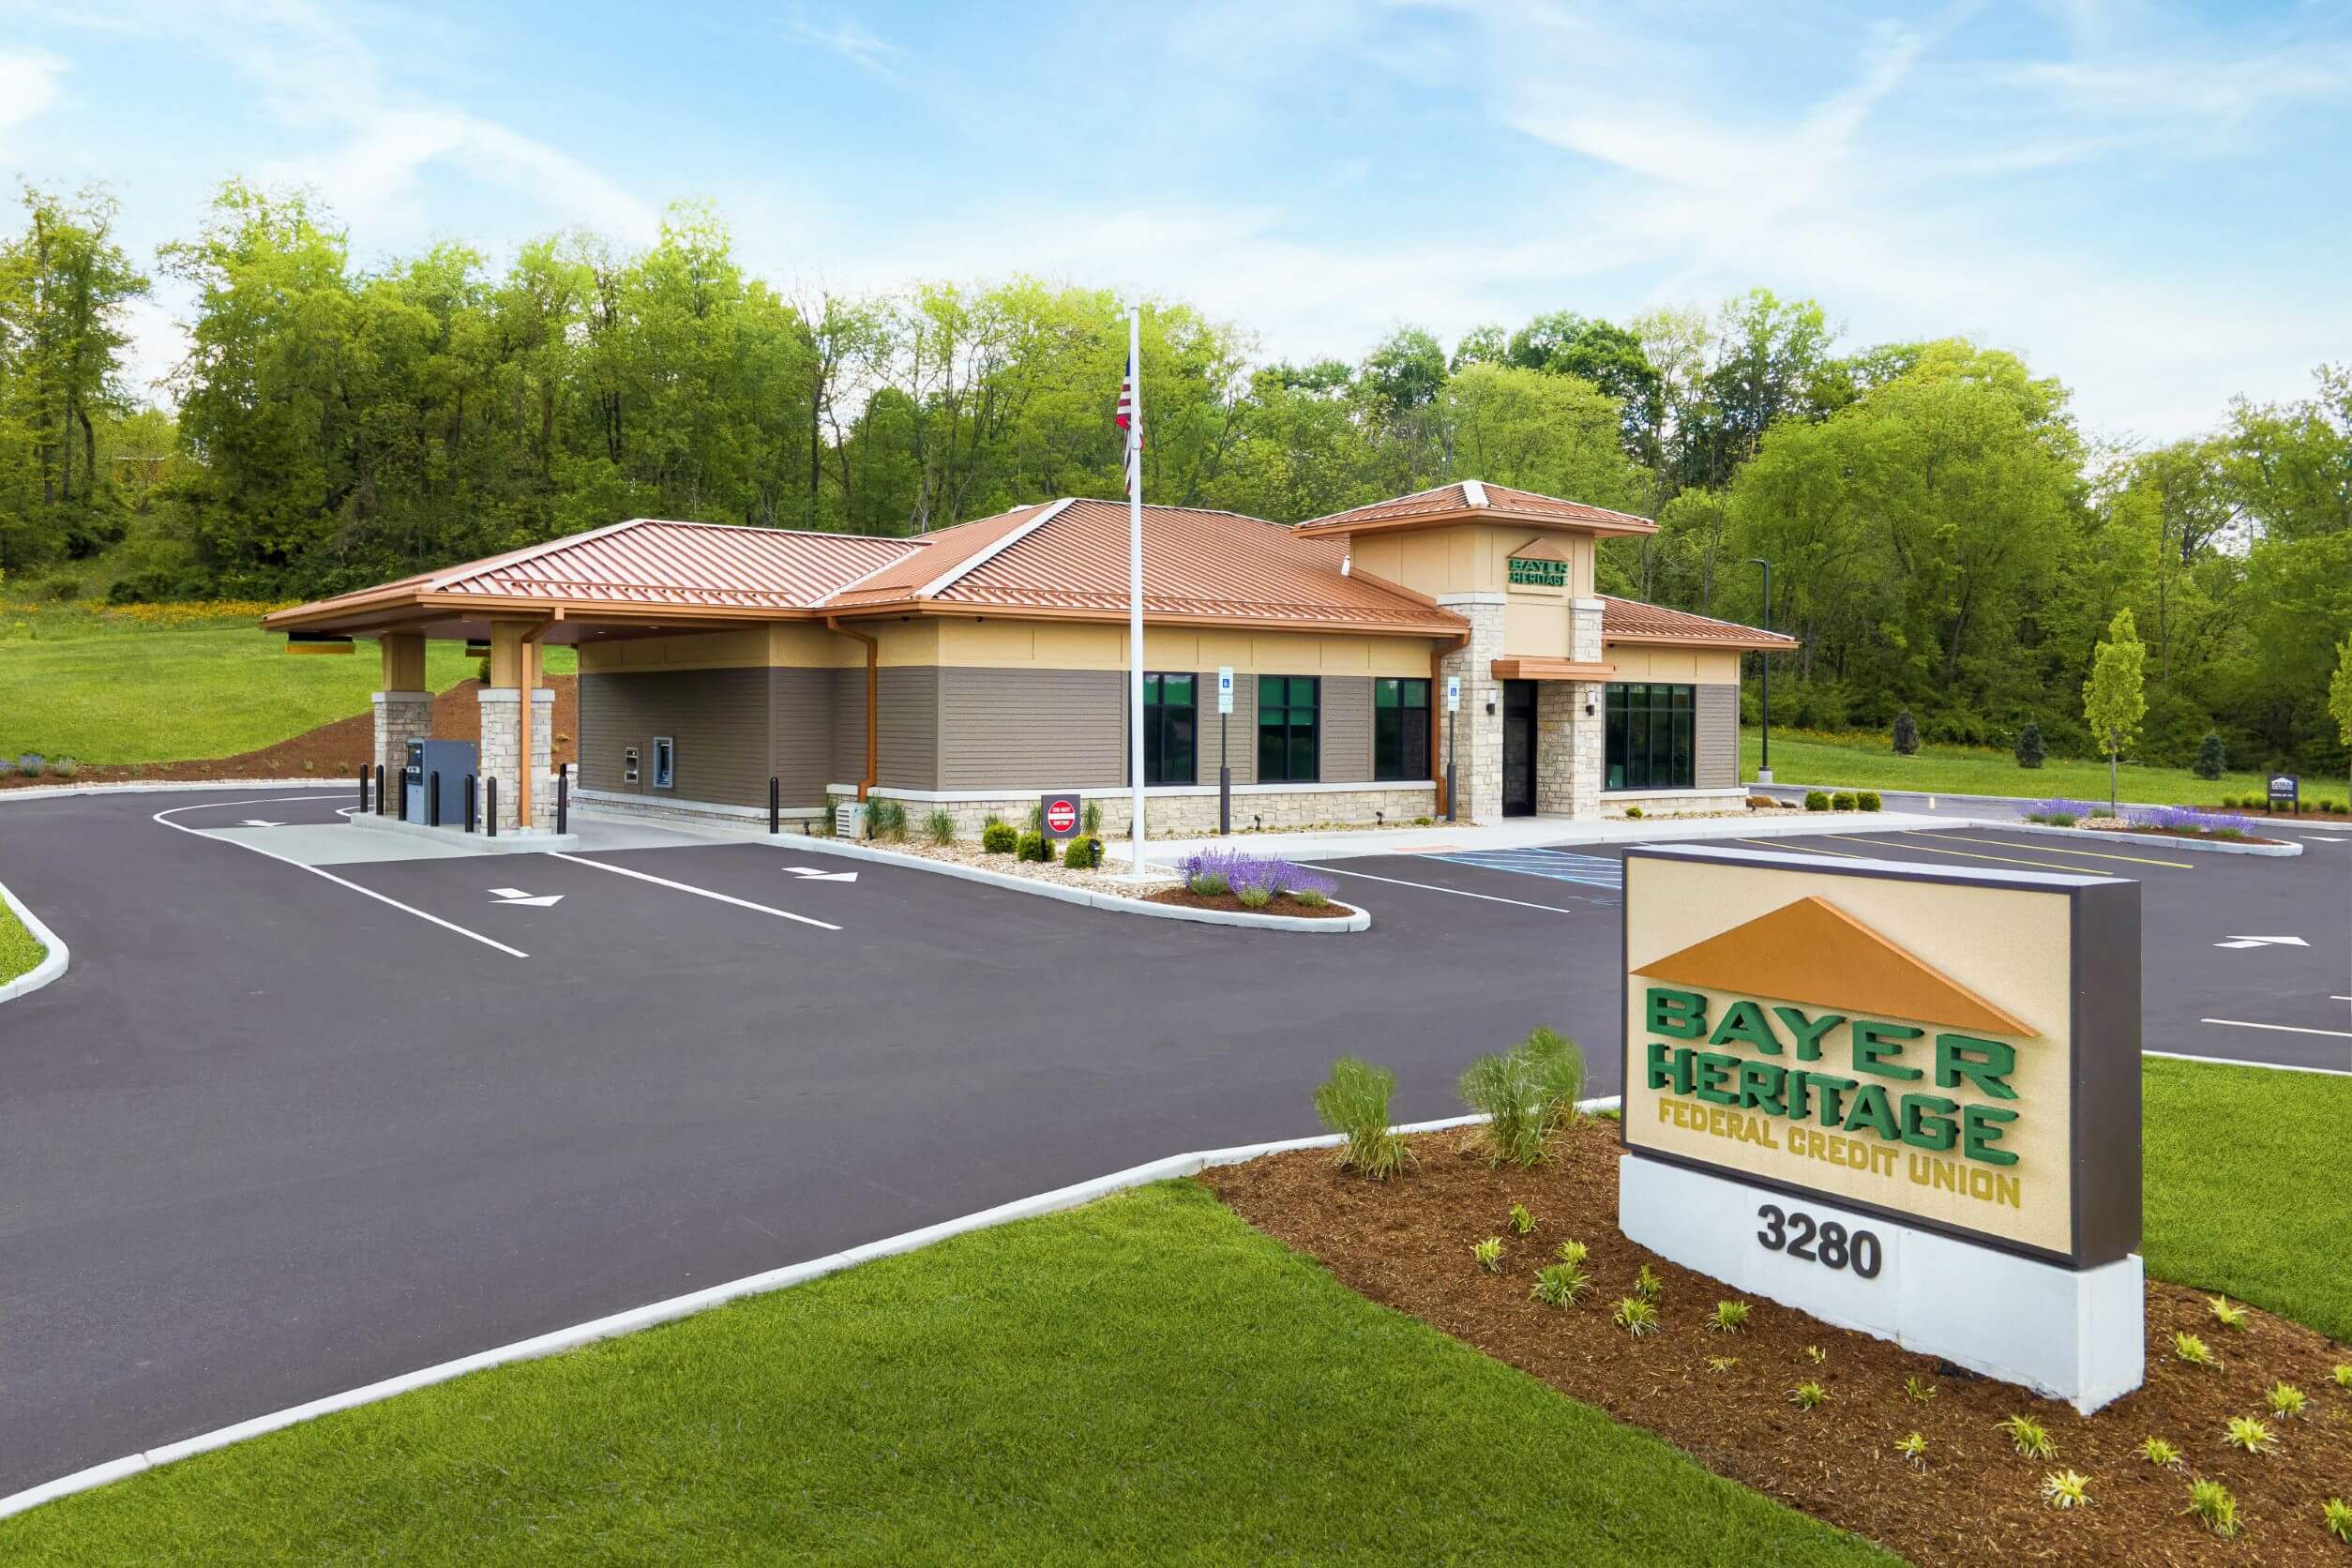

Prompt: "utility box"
[834,800,867,840]
[403,738,478,824]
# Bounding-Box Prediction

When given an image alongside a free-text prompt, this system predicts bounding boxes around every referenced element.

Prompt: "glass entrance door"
[1501,679,1536,817]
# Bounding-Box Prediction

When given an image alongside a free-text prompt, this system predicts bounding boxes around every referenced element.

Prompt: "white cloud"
[0,47,66,154]
[778,10,901,80]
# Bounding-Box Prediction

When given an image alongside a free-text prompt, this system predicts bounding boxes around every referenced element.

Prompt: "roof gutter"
[825,615,879,803]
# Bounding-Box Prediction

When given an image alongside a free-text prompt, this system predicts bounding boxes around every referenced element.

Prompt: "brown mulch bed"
[1142,886,1354,919]
[1200,1119,2352,1567]
[0,676,578,790]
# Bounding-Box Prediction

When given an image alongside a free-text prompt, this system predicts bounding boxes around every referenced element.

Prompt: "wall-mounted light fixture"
[1485,700,1497,715]
[1584,696,1598,717]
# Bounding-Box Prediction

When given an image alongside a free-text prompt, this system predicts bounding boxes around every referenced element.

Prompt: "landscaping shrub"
[1312,1055,1413,1180]
[1235,882,1273,909]
[1803,790,1829,811]
[52,757,77,779]
[1891,709,1920,756]
[866,797,907,840]
[16,753,45,777]
[1856,790,1881,811]
[1830,791,1856,811]
[2192,731,2226,780]
[1176,849,1337,906]
[1081,800,1102,835]
[1061,834,1103,869]
[925,808,957,846]
[1622,806,1643,820]
[2013,721,2043,769]
[2024,797,2092,826]
[1457,1026,1585,1168]
[980,821,1018,854]
[1016,830,1053,863]
[2219,793,2239,808]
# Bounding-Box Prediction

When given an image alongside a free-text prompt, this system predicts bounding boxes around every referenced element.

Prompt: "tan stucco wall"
[1604,645,1741,685]
[1349,522,1596,602]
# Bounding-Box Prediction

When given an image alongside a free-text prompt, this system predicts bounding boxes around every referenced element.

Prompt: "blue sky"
[2,0,2345,445]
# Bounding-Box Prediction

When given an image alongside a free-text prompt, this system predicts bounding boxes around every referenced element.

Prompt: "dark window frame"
[1604,683,1695,791]
[1373,676,1430,782]
[1257,674,1320,782]
[1141,671,1198,787]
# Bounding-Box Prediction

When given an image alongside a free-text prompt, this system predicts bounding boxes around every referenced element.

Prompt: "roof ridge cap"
[1460,479,1488,508]
[912,498,1077,599]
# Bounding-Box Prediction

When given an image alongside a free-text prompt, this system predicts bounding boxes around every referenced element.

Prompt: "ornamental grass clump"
[867,797,907,840]
[2184,1479,2240,1538]
[2222,1415,2277,1455]
[1789,1381,1827,1410]
[1896,1432,1928,1470]
[1456,1025,1585,1168]
[1634,1264,1664,1302]
[2334,1363,2352,1390]
[1471,1237,1504,1273]
[2208,1294,2250,1330]
[1311,1056,1414,1182]
[924,808,957,846]
[2139,1437,2182,1469]
[1530,1263,1589,1307]
[1708,1301,1750,1334]
[1612,1298,1659,1337]
[2266,1381,2306,1420]
[2174,1331,2223,1369]
[2324,1498,2352,1544]
[1507,1202,1538,1236]
[1998,1413,2057,1459]
[1554,1240,1589,1269]
[1904,1376,1938,1404]
[2041,1470,2092,1510]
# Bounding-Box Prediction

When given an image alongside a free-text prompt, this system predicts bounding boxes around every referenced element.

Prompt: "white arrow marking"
[783,867,858,882]
[238,819,284,828]
[2213,935,2308,949]
[489,887,564,908]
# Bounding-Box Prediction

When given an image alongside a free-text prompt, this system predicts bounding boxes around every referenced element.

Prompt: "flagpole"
[1126,306,1146,876]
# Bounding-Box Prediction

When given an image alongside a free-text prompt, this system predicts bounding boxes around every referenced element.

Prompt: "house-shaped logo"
[1633,896,2035,1038]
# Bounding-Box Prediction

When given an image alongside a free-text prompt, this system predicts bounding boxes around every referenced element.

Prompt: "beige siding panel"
[937,667,1126,790]
[1696,683,1739,790]
[1200,667,1256,786]
[578,669,771,806]
[876,665,940,790]
[1321,675,1373,784]
[769,668,836,805]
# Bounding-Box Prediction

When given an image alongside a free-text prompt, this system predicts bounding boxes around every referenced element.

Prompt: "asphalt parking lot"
[0,789,2344,1496]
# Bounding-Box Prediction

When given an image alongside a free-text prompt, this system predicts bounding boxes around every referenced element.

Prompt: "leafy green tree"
[1435,363,1644,512]
[1503,310,1662,462]
[2084,609,2148,812]
[2329,637,2352,803]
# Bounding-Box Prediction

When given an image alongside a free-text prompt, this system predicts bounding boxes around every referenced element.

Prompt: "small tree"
[2083,610,2148,816]
[1891,710,1920,756]
[2014,722,2043,770]
[2329,636,2352,807]
[2192,731,2225,782]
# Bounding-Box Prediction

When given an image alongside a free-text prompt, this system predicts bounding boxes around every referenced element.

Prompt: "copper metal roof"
[822,502,1061,609]
[1600,595,1795,650]
[1295,479,1657,537]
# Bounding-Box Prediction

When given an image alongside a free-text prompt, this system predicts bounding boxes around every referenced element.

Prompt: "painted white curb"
[0,1098,1617,1522]
[769,833,1371,932]
[0,777,352,804]
[344,811,583,855]
[0,879,68,1005]
[1992,821,2301,857]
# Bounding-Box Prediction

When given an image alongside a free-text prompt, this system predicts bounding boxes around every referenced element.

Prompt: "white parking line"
[2199,1017,2352,1040]
[153,800,528,959]
[550,853,840,930]
[1299,863,1581,914]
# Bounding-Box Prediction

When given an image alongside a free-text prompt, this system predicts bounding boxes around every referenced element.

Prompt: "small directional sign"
[2212,934,2307,950]
[489,886,564,908]
[783,866,858,882]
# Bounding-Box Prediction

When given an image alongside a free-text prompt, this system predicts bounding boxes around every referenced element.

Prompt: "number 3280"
[1757,1204,1881,1279]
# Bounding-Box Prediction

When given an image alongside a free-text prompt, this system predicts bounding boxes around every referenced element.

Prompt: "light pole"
[1747,557,1773,785]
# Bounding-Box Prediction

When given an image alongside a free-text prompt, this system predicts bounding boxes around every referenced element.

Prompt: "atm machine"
[402,738,478,825]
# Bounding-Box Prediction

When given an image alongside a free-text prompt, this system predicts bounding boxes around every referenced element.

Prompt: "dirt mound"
[0,676,579,790]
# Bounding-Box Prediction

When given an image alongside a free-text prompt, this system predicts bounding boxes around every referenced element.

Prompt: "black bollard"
[429,770,442,828]
[556,764,568,837]
[486,776,498,837]
[465,774,477,834]
[356,764,369,818]
[769,776,780,835]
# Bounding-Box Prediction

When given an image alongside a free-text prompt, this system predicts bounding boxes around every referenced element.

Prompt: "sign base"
[1619,1153,2143,1412]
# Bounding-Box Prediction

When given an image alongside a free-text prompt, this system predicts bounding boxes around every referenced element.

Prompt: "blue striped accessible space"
[1426,847,1627,891]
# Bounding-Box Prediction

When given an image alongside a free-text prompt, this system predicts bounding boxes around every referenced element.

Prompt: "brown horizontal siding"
[1696,683,1738,789]
[831,668,868,787]
[1199,668,1256,786]
[770,668,836,806]
[876,666,940,791]
[579,669,771,807]
[938,667,1127,790]
[1321,675,1373,784]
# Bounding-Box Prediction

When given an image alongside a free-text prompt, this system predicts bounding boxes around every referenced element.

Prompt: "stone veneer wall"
[370,690,434,776]
[1602,787,1748,819]
[1436,595,1505,821]
[476,686,557,831]
[825,783,1439,839]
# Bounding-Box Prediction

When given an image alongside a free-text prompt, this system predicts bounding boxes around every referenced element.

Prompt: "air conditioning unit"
[834,801,867,839]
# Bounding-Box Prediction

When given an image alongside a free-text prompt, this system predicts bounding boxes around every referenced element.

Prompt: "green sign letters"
[1507,555,1567,587]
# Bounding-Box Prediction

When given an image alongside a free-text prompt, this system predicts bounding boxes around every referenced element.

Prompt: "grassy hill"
[1744,728,2347,811]
[0,598,573,766]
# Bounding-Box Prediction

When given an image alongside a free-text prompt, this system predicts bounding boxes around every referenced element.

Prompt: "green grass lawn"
[0,1181,1892,1566]
[2142,1057,2352,1340]
[0,601,574,764]
[1743,728,2349,811]
[0,894,43,985]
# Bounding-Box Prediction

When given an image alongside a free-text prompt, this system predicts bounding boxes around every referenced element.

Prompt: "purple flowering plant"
[1178,849,1338,903]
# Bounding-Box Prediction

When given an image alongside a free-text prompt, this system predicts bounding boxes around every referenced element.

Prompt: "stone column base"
[372,691,434,778]
[475,687,557,832]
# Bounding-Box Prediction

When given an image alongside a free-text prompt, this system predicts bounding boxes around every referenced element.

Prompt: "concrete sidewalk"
[1116,808,1965,867]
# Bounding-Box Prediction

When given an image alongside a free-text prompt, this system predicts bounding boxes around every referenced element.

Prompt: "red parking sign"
[1042,793,1080,837]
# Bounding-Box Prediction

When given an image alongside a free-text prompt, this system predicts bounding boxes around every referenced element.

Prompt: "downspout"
[826,615,879,802]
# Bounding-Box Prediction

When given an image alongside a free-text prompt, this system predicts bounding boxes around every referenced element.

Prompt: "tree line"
[1,182,2345,774]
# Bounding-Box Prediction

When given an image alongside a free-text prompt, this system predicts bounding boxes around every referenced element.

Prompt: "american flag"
[1115,349,1136,433]
[1116,346,1140,493]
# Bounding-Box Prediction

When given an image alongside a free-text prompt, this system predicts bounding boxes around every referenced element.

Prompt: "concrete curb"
[0,1097,1619,1521]
[0,879,68,1006]
[344,812,583,854]
[770,833,1371,932]
[1993,822,2302,858]
[0,777,352,804]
